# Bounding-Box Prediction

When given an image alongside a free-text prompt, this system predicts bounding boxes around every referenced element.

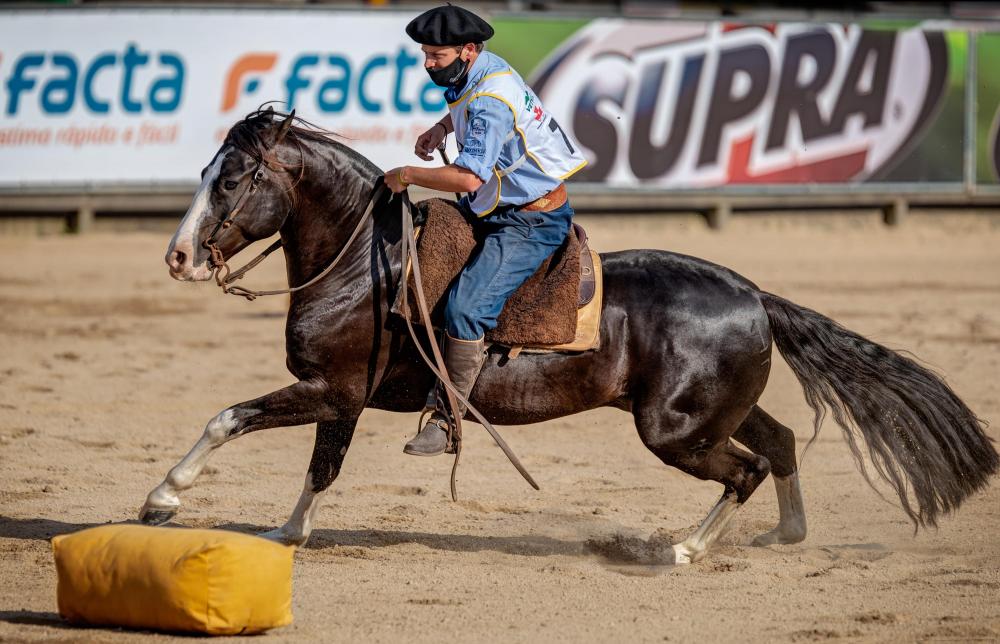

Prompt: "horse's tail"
[759,291,997,528]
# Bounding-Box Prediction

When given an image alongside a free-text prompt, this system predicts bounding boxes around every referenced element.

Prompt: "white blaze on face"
[166,149,229,281]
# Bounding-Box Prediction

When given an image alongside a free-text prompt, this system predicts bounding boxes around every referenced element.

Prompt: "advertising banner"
[0,9,994,191]
[490,19,969,188]
[0,9,448,186]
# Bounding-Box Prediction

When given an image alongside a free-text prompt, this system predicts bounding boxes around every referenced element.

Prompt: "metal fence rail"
[3,184,998,232]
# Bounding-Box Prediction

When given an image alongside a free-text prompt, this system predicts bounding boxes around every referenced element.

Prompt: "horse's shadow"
[0,515,585,558]
[0,516,97,541]
[227,523,586,557]
[0,608,225,636]
[0,610,71,630]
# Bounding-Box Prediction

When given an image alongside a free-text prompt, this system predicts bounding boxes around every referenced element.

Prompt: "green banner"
[978,32,1000,184]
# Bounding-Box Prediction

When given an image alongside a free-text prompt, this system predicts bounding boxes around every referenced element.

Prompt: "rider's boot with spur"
[404,334,486,456]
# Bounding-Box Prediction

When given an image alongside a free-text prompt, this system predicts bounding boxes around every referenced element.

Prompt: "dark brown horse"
[141,110,997,564]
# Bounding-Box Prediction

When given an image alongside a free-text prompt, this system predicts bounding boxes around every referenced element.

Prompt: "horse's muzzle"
[165,247,213,281]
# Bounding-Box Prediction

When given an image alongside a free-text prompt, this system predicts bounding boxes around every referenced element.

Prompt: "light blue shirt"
[444,52,563,208]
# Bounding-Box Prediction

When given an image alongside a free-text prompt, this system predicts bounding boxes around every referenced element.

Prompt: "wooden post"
[883,198,908,226]
[68,206,95,234]
[707,201,731,230]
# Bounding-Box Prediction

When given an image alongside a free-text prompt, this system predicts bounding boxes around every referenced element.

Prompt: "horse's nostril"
[168,249,187,269]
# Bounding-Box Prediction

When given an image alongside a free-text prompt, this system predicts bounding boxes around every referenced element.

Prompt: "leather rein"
[200,132,538,500]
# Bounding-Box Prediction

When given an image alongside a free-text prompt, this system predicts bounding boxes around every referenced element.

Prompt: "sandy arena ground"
[1,210,999,643]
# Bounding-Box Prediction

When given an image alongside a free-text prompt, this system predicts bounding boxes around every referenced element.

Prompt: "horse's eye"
[224,180,238,190]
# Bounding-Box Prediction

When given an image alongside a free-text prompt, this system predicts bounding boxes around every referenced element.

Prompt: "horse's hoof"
[751,531,780,547]
[671,543,699,565]
[751,526,806,547]
[258,527,307,547]
[139,506,178,526]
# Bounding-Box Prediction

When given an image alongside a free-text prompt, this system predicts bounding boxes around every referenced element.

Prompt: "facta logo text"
[3,43,184,116]
[221,47,446,114]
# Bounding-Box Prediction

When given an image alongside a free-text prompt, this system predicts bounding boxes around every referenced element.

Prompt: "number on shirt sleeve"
[546,117,576,155]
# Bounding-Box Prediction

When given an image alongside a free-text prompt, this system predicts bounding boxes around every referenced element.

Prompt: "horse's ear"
[273,110,295,146]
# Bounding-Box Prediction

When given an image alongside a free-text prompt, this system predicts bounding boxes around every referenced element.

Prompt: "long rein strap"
[213,192,380,301]
[398,191,539,499]
[209,182,539,497]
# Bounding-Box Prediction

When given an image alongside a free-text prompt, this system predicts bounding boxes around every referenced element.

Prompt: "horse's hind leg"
[733,406,807,546]
[667,441,771,564]
[637,405,771,564]
[259,418,357,546]
[139,379,335,525]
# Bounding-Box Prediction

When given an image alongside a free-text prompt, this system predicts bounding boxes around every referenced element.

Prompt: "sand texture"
[1,211,998,643]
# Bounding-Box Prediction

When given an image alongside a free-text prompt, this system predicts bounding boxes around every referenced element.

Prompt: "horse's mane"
[224,105,381,178]
[224,106,341,162]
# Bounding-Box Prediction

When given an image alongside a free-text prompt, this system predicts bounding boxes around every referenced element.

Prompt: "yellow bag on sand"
[51,524,294,635]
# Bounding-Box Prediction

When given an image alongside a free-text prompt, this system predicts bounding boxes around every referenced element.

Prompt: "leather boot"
[404,334,486,456]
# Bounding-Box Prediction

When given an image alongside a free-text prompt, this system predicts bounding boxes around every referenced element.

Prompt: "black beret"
[406,5,494,46]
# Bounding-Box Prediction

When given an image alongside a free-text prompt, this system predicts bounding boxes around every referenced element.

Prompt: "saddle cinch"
[392,198,603,354]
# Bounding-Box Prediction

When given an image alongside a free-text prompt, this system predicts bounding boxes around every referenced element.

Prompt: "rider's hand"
[414,123,446,161]
[384,167,410,194]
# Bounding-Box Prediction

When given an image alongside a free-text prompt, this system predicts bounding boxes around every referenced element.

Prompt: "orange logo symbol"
[221,53,278,112]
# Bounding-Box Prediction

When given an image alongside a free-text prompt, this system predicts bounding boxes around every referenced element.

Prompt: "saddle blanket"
[392,198,602,352]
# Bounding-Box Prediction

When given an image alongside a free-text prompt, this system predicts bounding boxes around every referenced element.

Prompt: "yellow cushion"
[51,524,294,635]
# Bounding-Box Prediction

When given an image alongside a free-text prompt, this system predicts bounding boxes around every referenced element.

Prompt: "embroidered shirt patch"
[463,137,486,157]
[470,116,488,138]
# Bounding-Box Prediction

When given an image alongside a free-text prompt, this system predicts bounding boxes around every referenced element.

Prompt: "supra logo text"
[534,22,947,186]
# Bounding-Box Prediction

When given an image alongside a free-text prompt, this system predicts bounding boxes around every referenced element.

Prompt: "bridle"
[204,163,266,263]
[203,161,271,289]
[196,118,539,498]
[202,112,299,299]
[200,111,377,302]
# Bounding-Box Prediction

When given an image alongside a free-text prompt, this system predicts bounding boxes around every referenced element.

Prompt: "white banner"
[0,9,451,187]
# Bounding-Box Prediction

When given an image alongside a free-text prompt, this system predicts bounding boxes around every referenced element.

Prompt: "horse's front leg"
[258,418,357,546]
[139,379,336,525]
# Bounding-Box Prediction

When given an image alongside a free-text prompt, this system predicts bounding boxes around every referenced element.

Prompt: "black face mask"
[427,56,470,88]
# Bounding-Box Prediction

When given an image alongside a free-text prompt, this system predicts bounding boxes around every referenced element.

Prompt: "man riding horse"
[384,5,588,457]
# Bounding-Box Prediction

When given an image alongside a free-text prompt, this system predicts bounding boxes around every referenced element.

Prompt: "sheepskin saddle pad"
[392,198,602,351]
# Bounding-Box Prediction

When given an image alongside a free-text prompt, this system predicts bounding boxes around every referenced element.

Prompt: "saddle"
[392,198,603,353]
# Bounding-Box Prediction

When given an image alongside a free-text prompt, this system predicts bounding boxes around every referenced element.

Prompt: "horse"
[141,109,998,564]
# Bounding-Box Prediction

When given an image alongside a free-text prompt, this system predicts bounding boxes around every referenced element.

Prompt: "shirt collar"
[444,52,490,103]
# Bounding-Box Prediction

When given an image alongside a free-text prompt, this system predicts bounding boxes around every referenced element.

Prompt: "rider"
[384,4,588,456]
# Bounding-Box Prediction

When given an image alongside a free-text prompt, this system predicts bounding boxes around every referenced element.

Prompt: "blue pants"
[445,200,575,341]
